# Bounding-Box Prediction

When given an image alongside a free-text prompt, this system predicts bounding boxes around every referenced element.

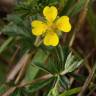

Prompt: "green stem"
[34,36,43,47]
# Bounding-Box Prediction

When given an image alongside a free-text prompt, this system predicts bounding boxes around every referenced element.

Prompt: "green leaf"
[26,78,54,93]
[33,46,69,74]
[2,23,31,38]
[64,53,83,73]
[48,85,59,96]
[24,49,50,81]
[59,75,70,89]
[31,48,59,74]
[2,14,32,38]
[7,15,23,25]
[51,46,69,73]
[48,88,59,96]
[33,55,59,74]
[59,87,81,96]
[64,53,75,70]
[24,65,39,82]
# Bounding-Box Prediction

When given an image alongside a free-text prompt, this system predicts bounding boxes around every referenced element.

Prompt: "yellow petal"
[43,31,59,46]
[32,20,47,36]
[43,6,58,22]
[56,16,71,32]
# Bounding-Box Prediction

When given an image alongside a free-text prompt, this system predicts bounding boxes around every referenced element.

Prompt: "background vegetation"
[0,0,96,96]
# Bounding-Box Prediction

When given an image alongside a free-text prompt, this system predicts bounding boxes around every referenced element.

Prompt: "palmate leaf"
[30,45,83,75]
[2,23,31,38]
[1,14,35,53]
[30,47,59,74]
[7,14,32,34]
[1,23,35,54]
[33,58,58,74]
[1,15,32,38]
[53,45,83,74]
[25,46,83,95]
[31,45,69,74]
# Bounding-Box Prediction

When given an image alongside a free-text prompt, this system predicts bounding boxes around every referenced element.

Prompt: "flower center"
[47,22,57,31]
[42,22,57,37]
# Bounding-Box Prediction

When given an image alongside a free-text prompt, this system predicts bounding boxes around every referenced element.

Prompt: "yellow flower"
[31,6,71,46]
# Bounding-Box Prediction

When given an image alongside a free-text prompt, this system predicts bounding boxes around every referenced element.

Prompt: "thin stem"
[34,36,43,47]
